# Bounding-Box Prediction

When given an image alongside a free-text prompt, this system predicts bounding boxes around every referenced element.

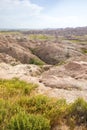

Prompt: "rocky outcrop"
[40,61,87,90]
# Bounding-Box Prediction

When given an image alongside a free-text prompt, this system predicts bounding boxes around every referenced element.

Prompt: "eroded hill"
[0,29,87,103]
[0,29,87,65]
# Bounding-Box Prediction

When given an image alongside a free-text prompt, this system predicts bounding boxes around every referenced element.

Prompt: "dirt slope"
[0,34,43,64]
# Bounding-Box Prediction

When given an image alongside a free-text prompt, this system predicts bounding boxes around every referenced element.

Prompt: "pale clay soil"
[0,61,87,103]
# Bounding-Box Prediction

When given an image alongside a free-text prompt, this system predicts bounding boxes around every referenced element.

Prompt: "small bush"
[18,95,67,127]
[29,58,45,65]
[66,98,87,129]
[7,112,50,130]
[0,78,38,98]
[82,48,87,54]
[0,99,23,130]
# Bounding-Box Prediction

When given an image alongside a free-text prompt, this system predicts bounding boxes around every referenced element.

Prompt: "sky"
[0,0,87,29]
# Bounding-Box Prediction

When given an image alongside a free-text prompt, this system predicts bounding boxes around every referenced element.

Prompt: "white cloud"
[0,0,43,12]
[0,0,44,28]
[0,0,43,18]
[0,0,87,29]
[33,15,81,28]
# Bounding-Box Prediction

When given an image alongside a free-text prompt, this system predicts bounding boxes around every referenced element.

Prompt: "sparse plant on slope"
[29,58,45,65]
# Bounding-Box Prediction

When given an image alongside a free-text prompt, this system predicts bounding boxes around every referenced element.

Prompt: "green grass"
[0,31,21,35]
[56,61,66,66]
[28,34,54,41]
[0,78,87,130]
[29,58,45,65]
[82,48,87,54]
[67,39,81,43]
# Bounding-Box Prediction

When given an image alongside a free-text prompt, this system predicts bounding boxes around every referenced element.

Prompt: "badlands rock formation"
[0,29,87,102]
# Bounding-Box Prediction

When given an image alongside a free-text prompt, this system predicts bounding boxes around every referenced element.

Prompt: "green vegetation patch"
[81,48,87,54]
[29,34,54,41]
[8,112,50,130]
[0,78,87,130]
[66,98,87,129]
[0,31,21,35]
[18,95,67,127]
[29,58,45,65]
[0,78,38,99]
[68,39,81,43]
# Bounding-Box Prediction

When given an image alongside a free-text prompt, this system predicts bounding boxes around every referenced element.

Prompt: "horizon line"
[0,26,87,31]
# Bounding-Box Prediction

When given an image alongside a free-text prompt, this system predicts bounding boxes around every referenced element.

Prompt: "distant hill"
[22,26,87,36]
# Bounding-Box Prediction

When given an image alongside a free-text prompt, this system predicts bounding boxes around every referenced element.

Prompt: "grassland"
[28,34,54,41]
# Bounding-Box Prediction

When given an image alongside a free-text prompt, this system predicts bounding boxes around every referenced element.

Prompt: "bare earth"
[0,61,87,103]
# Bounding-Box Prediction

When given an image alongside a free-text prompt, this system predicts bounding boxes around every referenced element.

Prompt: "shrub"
[66,98,87,129]
[29,58,45,65]
[0,99,23,130]
[82,48,87,54]
[0,78,38,98]
[7,112,50,130]
[0,99,8,129]
[18,95,67,127]
[18,95,50,114]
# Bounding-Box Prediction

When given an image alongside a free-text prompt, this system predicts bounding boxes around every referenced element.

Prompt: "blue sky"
[0,0,87,29]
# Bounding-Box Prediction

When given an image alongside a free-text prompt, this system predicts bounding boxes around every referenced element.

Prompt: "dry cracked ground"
[0,29,87,103]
